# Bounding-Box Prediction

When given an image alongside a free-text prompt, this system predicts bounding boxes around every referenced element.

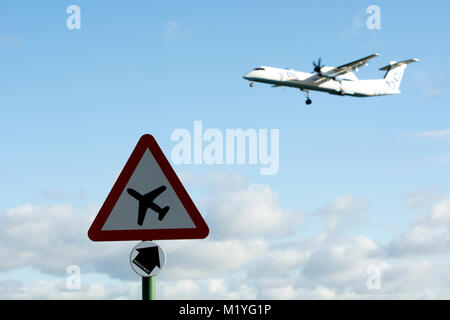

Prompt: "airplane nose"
[243,71,253,80]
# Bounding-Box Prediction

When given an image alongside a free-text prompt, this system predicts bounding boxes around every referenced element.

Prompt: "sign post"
[88,134,209,299]
[141,240,156,301]
[142,276,156,300]
[131,240,163,300]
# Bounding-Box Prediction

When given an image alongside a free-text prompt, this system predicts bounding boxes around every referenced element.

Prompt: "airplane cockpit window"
[253,67,265,71]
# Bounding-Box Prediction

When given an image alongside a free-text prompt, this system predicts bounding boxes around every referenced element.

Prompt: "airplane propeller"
[313,58,324,75]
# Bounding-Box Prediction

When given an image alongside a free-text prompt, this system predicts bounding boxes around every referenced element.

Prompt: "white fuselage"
[243,66,400,97]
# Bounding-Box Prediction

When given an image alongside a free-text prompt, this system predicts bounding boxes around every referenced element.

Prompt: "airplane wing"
[336,53,379,71]
[144,185,167,201]
[319,53,379,80]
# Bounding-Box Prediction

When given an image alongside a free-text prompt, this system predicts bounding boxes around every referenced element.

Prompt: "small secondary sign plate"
[130,241,166,277]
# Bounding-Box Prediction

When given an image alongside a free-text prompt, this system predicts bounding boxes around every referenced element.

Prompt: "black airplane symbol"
[127,186,170,226]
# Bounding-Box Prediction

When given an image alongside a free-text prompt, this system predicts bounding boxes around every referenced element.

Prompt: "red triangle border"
[88,134,209,241]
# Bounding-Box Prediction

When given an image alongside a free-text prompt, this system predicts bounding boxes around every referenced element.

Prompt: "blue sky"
[0,1,450,299]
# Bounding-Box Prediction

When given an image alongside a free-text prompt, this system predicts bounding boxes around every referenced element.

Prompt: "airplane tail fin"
[158,206,169,221]
[379,58,419,92]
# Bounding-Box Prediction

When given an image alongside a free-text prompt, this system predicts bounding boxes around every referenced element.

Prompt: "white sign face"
[101,149,196,231]
[130,241,166,277]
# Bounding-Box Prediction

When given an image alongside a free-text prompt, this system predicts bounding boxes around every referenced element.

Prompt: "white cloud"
[417,129,450,138]
[159,279,201,299]
[405,188,446,210]
[315,194,367,231]
[261,285,336,300]
[163,21,179,40]
[428,198,450,223]
[0,204,135,279]
[159,278,258,300]
[194,173,305,239]
[302,235,381,292]
[0,279,140,300]
[389,198,450,256]
[160,239,267,279]
[0,172,304,286]
[413,70,448,98]
[379,257,450,299]
[1,173,450,299]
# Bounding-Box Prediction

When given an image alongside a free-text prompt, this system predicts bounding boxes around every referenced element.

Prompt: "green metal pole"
[142,240,156,300]
[142,275,156,300]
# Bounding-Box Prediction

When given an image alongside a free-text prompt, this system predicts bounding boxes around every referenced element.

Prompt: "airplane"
[243,54,419,105]
[127,186,170,225]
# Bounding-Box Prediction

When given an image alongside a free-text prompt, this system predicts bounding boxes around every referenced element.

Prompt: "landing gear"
[301,89,312,105]
[249,81,254,87]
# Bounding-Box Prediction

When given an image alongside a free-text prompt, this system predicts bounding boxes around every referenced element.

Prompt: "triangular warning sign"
[88,134,209,241]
